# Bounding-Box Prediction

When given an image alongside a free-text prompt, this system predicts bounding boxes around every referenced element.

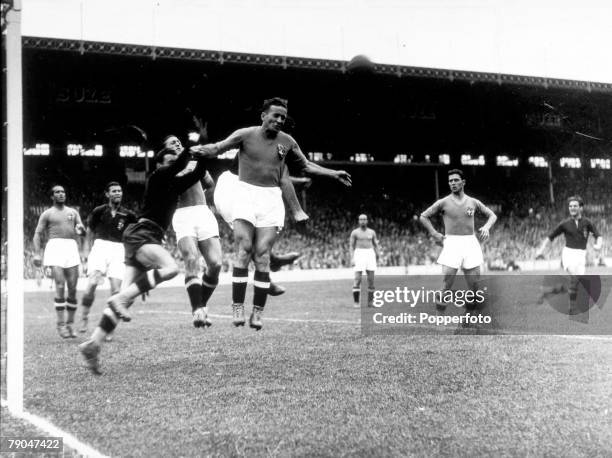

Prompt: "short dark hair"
[50,184,64,195]
[105,181,121,192]
[261,97,288,113]
[161,134,177,145]
[567,195,584,207]
[155,147,176,164]
[448,169,464,179]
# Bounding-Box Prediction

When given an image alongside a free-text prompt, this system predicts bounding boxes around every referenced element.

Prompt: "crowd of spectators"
[3,169,610,278]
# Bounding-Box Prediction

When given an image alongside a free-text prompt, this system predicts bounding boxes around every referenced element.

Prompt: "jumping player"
[79,145,211,374]
[214,153,304,295]
[195,97,351,330]
[535,195,602,303]
[79,182,137,334]
[419,169,497,313]
[33,184,85,338]
[162,134,224,327]
[350,214,379,307]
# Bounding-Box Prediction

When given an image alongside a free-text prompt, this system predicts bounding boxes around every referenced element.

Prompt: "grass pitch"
[2,277,612,457]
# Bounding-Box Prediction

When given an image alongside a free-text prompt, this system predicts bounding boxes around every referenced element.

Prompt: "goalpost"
[5,0,25,414]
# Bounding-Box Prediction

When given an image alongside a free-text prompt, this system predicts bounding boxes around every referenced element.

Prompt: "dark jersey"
[140,151,209,230]
[87,204,137,243]
[548,217,600,250]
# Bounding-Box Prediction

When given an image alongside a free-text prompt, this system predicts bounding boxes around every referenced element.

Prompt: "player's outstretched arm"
[305,161,352,186]
[290,176,312,187]
[535,238,550,259]
[537,223,563,258]
[191,129,246,158]
[287,141,352,186]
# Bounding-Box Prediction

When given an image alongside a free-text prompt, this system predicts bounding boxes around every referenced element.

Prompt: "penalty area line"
[0,398,109,458]
[136,309,360,325]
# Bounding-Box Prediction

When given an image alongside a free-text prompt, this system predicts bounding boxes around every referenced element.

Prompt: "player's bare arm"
[349,230,357,262]
[304,160,352,186]
[535,238,551,259]
[419,214,444,243]
[74,209,85,235]
[73,209,86,260]
[192,128,247,158]
[290,141,352,186]
[372,231,380,259]
[290,176,312,187]
[32,210,48,265]
[419,200,444,244]
[474,199,497,241]
[536,221,563,258]
[74,209,86,241]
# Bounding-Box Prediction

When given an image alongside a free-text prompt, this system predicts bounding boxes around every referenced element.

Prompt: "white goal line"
[0,399,109,458]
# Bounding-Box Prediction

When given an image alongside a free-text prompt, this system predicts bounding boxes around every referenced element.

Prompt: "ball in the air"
[346,54,375,74]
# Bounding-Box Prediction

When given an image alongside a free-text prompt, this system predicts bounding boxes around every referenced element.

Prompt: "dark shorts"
[123,220,165,268]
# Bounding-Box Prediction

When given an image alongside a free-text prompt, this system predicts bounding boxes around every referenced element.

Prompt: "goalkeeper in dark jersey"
[79,145,211,374]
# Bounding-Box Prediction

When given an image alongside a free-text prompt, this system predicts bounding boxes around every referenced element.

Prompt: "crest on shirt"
[277,144,287,159]
[466,206,474,216]
[117,219,125,231]
[67,213,74,221]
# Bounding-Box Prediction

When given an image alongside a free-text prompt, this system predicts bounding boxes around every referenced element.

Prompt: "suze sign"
[56,86,112,104]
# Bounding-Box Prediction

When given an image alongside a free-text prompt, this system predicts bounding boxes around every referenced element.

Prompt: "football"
[346,54,375,74]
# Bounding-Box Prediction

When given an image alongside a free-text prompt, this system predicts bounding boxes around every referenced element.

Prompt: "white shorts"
[561,247,586,275]
[43,238,80,269]
[437,235,483,270]
[354,248,377,273]
[232,180,285,228]
[214,171,238,224]
[87,239,125,279]
[172,205,219,241]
